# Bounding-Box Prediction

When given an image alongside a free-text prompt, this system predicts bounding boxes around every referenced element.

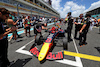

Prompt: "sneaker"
[76,38,80,40]
[8,40,11,42]
[80,45,82,47]
[74,37,77,39]
[68,39,73,42]
[79,42,83,46]
[83,42,87,45]
[74,37,79,40]
[70,39,73,41]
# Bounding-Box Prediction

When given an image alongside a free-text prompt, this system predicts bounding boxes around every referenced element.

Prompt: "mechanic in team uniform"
[0,8,17,67]
[34,20,48,39]
[79,13,91,46]
[74,14,84,40]
[66,12,74,42]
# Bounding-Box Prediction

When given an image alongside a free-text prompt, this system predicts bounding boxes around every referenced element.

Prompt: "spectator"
[6,17,19,42]
[23,16,31,37]
[0,8,17,67]
[89,17,95,31]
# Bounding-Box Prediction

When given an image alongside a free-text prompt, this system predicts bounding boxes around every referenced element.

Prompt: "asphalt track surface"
[8,23,100,67]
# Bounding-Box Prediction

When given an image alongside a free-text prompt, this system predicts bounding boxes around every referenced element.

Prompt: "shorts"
[34,27,41,35]
[12,30,17,34]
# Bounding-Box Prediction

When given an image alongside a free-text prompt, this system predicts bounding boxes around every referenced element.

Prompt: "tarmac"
[8,22,100,67]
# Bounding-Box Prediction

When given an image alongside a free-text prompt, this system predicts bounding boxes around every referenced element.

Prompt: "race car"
[29,24,68,62]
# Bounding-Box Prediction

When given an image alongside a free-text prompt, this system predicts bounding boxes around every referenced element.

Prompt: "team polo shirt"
[83,18,91,30]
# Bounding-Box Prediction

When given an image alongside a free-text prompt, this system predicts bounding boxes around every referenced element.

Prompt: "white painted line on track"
[72,35,79,53]
[16,39,35,56]
[16,46,33,56]
[56,59,80,67]
[72,34,83,67]
[55,34,83,67]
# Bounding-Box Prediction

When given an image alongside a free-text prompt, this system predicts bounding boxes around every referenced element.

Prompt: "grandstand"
[86,7,100,19]
[0,0,60,18]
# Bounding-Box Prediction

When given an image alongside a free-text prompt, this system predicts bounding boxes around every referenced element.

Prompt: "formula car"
[29,24,67,62]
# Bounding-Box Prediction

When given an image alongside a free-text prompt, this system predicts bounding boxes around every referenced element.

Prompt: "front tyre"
[63,38,68,50]
[35,34,41,45]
